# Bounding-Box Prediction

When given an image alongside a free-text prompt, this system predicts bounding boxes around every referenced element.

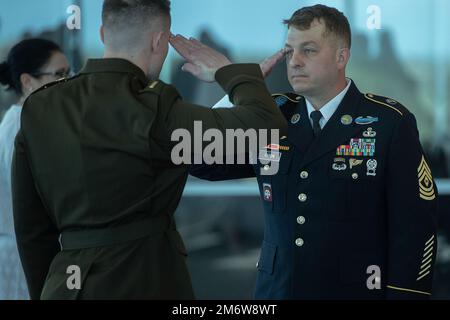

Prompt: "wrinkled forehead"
[285,20,330,47]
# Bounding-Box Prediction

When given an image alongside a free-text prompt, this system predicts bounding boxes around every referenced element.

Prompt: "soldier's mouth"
[291,75,308,79]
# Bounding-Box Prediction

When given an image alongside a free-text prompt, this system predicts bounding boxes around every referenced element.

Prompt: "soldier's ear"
[337,48,350,69]
[100,26,105,44]
[151,31,165,54]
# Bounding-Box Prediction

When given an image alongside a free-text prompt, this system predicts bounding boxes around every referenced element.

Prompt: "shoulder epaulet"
[271,93,302,107]
[364,93,404,116]
[140,80,166,95]
[31,77,72,96]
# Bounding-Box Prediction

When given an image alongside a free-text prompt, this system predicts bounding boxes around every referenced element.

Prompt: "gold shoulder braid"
[364,93,403,116]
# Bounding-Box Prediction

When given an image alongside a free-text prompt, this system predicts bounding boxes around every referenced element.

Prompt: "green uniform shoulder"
[139,80,166,95]
[139,80,180,100]
[271,93,303,108]
[139,80,180,96]
[23,75,81,110]
[31,75,80,96]
[364,93,410,118]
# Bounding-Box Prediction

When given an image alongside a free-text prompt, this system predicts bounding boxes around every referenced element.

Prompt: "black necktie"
[310,110,323,137]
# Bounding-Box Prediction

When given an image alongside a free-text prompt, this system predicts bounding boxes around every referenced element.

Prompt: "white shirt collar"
[305,79,352,129]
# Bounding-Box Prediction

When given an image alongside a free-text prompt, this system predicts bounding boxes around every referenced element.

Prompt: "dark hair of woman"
[0,38,61,95]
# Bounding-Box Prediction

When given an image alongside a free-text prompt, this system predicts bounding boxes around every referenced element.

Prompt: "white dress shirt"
[213,79,352,122]
[213,94,234,109]
[305,79,352,129]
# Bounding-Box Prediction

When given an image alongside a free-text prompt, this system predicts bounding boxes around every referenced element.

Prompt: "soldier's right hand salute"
[170,34,232,82]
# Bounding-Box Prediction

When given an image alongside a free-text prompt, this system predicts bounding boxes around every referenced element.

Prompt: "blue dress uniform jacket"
[190,81,439,300]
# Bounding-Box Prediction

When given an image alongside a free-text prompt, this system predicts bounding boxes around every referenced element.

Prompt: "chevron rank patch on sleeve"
[418,156,436,201]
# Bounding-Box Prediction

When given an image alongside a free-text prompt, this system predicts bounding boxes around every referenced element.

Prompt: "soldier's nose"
[289,54,305,68]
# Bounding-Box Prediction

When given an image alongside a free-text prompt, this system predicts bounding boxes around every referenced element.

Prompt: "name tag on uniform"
[259,150,281,163]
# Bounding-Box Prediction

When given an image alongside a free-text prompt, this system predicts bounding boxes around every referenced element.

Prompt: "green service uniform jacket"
[11,58,287,300]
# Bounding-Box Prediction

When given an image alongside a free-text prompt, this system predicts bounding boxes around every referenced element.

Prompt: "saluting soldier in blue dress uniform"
[191,5,439,299]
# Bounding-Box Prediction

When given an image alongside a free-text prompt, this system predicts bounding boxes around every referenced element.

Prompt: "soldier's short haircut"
[283,4,352,49]
[102,0,170,31]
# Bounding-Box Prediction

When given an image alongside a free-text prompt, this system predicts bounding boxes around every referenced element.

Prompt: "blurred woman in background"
[0,39,70,300]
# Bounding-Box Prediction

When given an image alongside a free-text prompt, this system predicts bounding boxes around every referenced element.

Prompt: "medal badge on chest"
[366,159,378,176]
[355,116,379,125]
[332,158,347,171]
[363,127,376,138]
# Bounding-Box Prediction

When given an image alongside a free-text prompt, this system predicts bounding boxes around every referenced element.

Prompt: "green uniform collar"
[80,58,149,84]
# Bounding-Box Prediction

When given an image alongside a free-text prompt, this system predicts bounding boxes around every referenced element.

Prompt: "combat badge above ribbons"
[355,116,379,125]
[418,156,436,200]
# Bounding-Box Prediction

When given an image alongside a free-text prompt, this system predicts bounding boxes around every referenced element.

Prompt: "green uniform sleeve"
[385,113,439,299]
[140,64,287,150]
[12,129,60,300]
[168,64,287,133]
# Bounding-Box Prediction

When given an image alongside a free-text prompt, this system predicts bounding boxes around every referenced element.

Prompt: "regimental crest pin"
[263,183,273,202]
[386,98,398,105]
[341,115,353,126]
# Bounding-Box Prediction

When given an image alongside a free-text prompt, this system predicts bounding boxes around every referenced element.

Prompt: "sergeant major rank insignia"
[418,156,436,201]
